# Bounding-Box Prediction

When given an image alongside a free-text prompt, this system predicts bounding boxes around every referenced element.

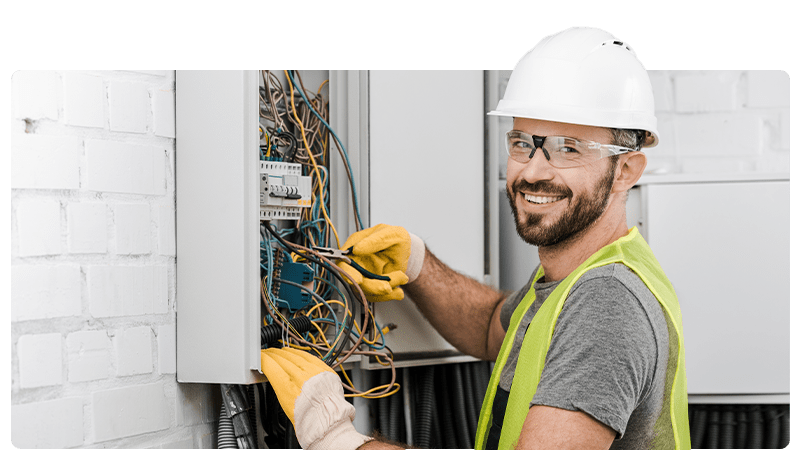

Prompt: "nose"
[517,145,555,182]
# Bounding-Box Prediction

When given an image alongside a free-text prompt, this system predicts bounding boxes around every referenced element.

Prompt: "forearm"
[403,247,506,360]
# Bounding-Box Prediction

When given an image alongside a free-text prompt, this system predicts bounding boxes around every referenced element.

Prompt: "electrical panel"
[176,70,491,447]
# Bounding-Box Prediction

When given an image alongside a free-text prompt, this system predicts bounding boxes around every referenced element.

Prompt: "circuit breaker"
[259,161,312,220]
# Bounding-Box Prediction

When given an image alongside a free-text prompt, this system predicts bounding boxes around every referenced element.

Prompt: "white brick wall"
[108,81,149,133]
[158,323,177,374]
[17,333,63,388]
[12,71,59,120]
[10,133,81,189]
[63,73,105,128]
[646,70,789,175]
[15,199,62,256]
[11,265,82,320]
[68,202,108,253]
[67,330,112,382]
[85,140,167,195]
[115,203,152,254]
[11,397,85,448]
[11,70,217,448]
[115,326,154,376]
[91,382,171,442]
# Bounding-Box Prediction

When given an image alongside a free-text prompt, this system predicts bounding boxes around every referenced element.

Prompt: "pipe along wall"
[688,404,789,449]
[217,365,789,449]
[372,361,492,449]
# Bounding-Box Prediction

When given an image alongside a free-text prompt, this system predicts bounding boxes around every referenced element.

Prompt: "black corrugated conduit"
[719,410,735,448]
[414,366,435,448]
[261,315,313,346]
[747,406,764,449]
[688,404,789,448]
[448,364,472,448]
[220,384,256,448]
[707,408,720,448]
[217,403,237,449]
[735,407,748,449]
[462,362,478,436]
[780,405,790,448]
[388,369,404,443]
[430,385,442,450]
[377,369,391,438]
[765,407,781,449]
[247,385,257,444]
[435,365,457,447]
[471,361,489,413]
[691,407,708,446]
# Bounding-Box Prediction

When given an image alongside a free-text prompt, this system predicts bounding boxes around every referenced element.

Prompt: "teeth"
[524,194,563,204]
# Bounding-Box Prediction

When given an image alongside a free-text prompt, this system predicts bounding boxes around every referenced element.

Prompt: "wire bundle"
[258,70,397,400]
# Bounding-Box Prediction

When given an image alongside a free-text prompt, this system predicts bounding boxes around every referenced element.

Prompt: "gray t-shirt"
[498,263,670,449]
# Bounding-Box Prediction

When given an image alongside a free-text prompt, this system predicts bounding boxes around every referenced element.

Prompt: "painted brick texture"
[11,70,215,448]
[646,70,789,174]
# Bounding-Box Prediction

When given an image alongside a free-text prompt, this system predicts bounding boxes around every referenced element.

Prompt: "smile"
[524,194,566,204]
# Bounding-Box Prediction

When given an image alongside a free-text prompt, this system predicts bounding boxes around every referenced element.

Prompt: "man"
[261,27,690,450]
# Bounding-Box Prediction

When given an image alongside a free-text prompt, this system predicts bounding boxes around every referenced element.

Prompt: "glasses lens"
[544,137,591,168]
[506,131,534,163]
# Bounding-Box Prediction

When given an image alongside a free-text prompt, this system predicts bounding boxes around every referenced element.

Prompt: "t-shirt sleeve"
[500,268,540,331]
[529,272,658,438]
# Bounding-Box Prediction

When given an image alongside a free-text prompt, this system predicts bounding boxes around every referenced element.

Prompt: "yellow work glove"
[261,347,372,450]
[337,224,426,302]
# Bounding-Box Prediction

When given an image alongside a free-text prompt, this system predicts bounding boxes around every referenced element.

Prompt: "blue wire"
[286,70,364,230]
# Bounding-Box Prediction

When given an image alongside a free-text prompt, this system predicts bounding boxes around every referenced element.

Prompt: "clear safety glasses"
[505,130,636,168]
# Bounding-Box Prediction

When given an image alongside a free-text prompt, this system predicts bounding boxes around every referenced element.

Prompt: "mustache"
[510,179,572,197]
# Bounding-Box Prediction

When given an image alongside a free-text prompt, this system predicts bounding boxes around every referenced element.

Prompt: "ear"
[612,151,647,193]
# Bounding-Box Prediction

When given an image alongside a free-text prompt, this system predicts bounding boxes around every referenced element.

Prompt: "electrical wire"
[286,70,364,230]
[258,70,397,402]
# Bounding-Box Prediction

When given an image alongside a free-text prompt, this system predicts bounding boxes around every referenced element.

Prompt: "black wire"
[264,222,358,365]
[274,132,298,162]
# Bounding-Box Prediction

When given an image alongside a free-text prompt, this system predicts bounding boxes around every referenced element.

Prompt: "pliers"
[312,246,391,281]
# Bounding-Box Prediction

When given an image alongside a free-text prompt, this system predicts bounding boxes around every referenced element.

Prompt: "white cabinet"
[641,176,789,396]
[367,71,485,365]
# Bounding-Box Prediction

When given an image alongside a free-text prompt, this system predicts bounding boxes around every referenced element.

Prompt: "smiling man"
[261,27,690,450]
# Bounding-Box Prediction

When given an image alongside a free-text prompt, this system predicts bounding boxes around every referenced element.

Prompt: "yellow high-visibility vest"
[475,227,690,449]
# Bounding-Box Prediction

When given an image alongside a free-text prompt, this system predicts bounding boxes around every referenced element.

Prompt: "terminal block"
[259,161,312,220]
[271,260,315,312]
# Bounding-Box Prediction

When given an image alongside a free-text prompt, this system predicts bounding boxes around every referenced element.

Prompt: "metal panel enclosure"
[644,179,789,395]
[368,70,485,363]
[176,71,263,384]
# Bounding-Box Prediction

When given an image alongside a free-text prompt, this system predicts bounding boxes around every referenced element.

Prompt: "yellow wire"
[345,382,401,399]
[307,320,332,349]
[278,340,325,358]
[317,79,329,95]
[338,365,357,390]
[262,277,303,338]
[285,70,341,248]
[336,361,399,399]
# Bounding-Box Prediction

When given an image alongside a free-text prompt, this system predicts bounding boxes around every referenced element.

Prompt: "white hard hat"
[489,27,659,148]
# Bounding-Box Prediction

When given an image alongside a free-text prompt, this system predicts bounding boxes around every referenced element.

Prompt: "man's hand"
[260,347,372,450]
[337,224,425,302]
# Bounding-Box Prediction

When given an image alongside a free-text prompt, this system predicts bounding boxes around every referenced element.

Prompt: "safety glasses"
[505,130,636,168]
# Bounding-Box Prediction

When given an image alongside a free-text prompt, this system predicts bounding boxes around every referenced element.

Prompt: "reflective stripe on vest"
[475,227,690,449]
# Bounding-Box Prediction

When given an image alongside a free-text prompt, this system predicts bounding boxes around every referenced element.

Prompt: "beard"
[506,162,617,248]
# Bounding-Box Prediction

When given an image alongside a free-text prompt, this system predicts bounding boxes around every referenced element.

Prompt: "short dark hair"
[609,128,647,150]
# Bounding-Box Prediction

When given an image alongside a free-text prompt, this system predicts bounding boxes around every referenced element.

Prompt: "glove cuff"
[406,233,425,283]
[306,419,373,450]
